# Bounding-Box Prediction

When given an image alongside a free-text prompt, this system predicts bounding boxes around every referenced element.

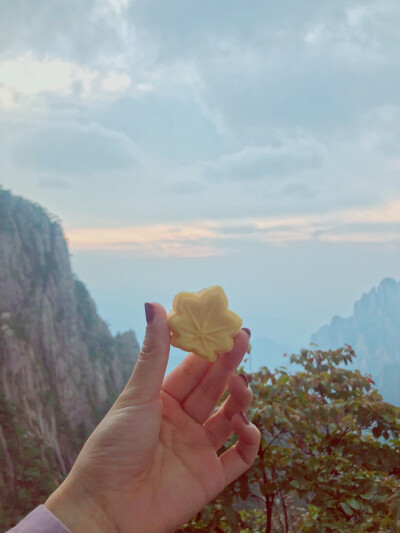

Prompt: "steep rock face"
[0,190,140,514]
[311,278,400,405]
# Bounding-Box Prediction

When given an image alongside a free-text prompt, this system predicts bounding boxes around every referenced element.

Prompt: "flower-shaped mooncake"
[167,286,242,361]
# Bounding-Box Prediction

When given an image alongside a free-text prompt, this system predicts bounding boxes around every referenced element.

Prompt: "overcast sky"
[1,0,400,371]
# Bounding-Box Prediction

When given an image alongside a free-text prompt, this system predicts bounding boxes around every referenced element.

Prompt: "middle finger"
[181,329,250,423]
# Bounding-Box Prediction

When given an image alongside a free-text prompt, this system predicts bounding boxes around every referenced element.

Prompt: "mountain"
[249,335,291,372]
[0,189,140,527]
[311,277,400,406]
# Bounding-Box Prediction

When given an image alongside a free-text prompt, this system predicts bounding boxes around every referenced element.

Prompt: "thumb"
[119,302,171,406]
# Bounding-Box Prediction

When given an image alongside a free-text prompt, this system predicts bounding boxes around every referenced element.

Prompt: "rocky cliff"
[311,277,400,406]
[0,189,140,527]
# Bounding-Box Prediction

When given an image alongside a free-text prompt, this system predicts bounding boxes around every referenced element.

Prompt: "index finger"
[162,329,250,412]
[162,353,212,402]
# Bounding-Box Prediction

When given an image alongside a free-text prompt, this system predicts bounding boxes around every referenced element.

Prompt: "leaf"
[328,422,336,434]
[347,499,361,511]
[360,493,374,501]
[340,502,353,516]
[372,426,382,439]
[279,374,289,385]
[224,505,238,528]
[329,406,339,419]
[392,500,400,521]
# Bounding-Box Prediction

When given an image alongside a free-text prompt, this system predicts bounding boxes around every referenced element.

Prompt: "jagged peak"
[354,277,400,315]
[0,188,62,227]
[312,277,400,341]
[378,277,399,291]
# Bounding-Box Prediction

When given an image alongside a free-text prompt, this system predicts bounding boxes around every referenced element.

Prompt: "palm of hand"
[74,386,246,532]
[81,393,227,532]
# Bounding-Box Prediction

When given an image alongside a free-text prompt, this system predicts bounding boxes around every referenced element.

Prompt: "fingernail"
[238,373,248,387]
[241,412,250,425]
[144,303,155,324]
[242,327,251,339]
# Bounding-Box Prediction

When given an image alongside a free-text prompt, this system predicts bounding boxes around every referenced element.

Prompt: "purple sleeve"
[7,505,71,533]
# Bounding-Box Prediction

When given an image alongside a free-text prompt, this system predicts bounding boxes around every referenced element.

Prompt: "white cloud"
[0,52,94,96]
[9,122,137,174]
[108,0,130,14]
[1,0,400,237]
[0,86,14,108]
[302,1,400,66]
[345,1,399,27]
[64,199,400,257]
[205,133,325,182]
[346,7,373,28]
[66,223,222,257]
[38,178,70,189]
[349,200,400,224]
[303,25,326,45]
[102,72,131,92]
[0,52,138,109]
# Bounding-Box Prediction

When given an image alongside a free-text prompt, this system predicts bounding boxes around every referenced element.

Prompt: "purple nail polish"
[242,327,251,339]
[238,373,248,387]
[144,303,155,324]
[241,412,250,425]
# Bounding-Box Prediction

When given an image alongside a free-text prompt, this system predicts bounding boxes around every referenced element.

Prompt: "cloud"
[0,53,97,96]
[38,178,71,189]
[282,183,316,198]
[108,0,130,15]
[1,0,400,234]
[162,180,204,194]
[10,123,137,174]
[315,232,399,244]
[186,2,400,138]
[349,200,400,224]
[64,199,400,257]
[0,52,147,110]
[205,134,324,181]
[0,1,125,64]
[66,223,223,257]
[357,105,400,158]
[95,93,231,164]
[302,2,400,66]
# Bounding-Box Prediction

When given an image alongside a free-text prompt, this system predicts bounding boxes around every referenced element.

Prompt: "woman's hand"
[45,303,260,533]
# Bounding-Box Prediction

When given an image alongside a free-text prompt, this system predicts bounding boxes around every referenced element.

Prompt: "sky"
[1,0,400,372]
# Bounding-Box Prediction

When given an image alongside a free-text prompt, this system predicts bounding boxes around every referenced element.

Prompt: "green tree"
[180,346,400,532]
[0,395,59,530]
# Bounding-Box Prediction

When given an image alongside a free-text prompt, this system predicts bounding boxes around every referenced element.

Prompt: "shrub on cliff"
[0,395,59,529]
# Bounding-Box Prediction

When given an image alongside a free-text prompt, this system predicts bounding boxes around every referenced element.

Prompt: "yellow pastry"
[167,286,242,361]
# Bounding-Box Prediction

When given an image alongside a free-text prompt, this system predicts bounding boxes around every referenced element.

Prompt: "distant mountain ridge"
[311,277,400,405]
[0,189,140,526]
[250,335,291,372]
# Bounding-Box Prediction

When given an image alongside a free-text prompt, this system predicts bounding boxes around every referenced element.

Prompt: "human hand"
[45,303,260,533]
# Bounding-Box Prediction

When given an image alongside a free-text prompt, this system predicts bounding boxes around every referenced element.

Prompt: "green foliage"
[5,315,30,342]
[74,279,94,330]
[182,346,400,532]
[32,250,57,288]
[71,421,89,449]
[74,279,114,363]
[0,190,13,232]
[0,394,59,530]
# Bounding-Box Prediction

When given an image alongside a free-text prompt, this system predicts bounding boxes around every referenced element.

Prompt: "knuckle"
[140,337,167,361]
[200,376,222,400]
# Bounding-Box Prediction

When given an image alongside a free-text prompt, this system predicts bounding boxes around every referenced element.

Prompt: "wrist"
[45,474,117,533]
